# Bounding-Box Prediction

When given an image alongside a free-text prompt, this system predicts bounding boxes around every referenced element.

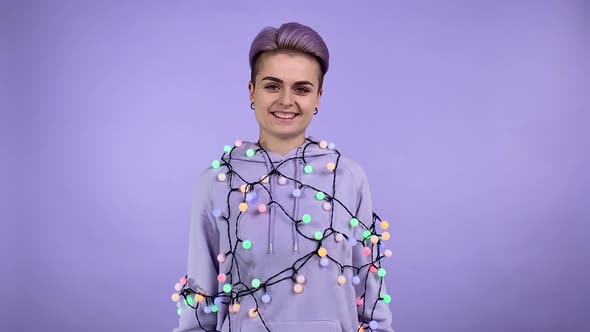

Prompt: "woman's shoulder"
[193,165,220,190]
[332,154,370,186]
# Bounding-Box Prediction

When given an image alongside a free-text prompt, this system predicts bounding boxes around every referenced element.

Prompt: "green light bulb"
[363,230,372,239]
[211,304,219,312]
[304,165,313,174]
[177,308,182,316]
[377,268,387,277]
[224,145,232,153]
[302,214,311,223]
[315,192,325,200]
[251,278,261,288]
[211,160,220,169]
[223,283,232,293]
[246,148,255,157]
[350,218,359,227]
[314,231,323,240]
[242,240,252,250]
[382,294,391,304]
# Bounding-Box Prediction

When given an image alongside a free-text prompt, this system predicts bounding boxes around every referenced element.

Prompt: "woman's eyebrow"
[261,76,315,87]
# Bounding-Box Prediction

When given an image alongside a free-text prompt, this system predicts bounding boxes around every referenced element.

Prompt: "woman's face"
[249,52,322,145]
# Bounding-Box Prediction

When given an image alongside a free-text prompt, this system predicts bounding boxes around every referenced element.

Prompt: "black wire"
[177,138,391,332]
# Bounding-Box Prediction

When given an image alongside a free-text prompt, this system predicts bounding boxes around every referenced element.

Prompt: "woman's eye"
[295,87,311,93]
[265,84,280,91]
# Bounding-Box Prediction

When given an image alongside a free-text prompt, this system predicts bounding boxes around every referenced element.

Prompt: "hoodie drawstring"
[292,147,302,253]
[259,144,311,255]
[261,152,275,254]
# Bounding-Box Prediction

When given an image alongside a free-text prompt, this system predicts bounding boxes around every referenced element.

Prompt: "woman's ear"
[316,87,323,108]
[248,81,255,102]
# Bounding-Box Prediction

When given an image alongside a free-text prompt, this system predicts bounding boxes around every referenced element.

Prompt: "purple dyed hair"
[249,22,330,90]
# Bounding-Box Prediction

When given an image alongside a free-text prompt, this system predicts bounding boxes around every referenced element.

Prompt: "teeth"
[273,112,296,119]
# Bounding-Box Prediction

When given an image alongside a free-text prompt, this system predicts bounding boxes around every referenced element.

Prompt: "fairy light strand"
[172,137,393,332]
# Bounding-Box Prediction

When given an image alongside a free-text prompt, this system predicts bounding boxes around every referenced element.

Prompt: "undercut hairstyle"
[248,22,330,90]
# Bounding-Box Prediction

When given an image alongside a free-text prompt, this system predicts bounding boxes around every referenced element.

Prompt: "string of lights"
[171,138,393,332]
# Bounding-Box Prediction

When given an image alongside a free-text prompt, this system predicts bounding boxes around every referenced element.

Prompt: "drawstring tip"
[268,243,273,254]
[293,242,298,253]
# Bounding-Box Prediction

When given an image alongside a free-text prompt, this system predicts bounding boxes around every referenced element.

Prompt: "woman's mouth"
[271,111,299,120]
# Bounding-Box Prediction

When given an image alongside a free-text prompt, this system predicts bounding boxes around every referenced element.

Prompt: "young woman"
[172,22,394,332]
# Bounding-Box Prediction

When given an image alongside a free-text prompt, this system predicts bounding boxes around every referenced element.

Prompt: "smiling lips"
[271,111,299,120]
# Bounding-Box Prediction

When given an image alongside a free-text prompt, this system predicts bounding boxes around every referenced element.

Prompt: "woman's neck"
[258,134,306,156]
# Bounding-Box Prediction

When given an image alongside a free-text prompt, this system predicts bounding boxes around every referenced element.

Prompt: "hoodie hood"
[228,136,334,164]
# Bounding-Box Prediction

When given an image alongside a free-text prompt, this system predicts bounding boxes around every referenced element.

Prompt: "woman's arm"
[351,165,394,332]
[173,170,222,332]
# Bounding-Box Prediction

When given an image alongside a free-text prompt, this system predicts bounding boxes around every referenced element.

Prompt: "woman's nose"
[278,89,293,106]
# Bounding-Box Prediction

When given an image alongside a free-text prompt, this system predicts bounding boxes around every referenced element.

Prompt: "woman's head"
[249,22,329,90]
[248,22,330,154]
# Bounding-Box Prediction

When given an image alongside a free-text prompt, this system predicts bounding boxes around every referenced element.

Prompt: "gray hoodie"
[172,137,394,332]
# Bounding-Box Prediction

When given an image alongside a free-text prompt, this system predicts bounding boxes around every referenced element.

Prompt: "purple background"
[3,1,589,331]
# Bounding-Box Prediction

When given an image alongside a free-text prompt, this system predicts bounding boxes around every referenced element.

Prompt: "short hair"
[248,22,330,90]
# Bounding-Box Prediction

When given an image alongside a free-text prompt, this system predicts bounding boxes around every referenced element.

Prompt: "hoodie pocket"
[240,319,342,332]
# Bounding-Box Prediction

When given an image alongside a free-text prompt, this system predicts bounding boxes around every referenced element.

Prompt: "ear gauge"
[251,102,255,110]
[313,108,318,115]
